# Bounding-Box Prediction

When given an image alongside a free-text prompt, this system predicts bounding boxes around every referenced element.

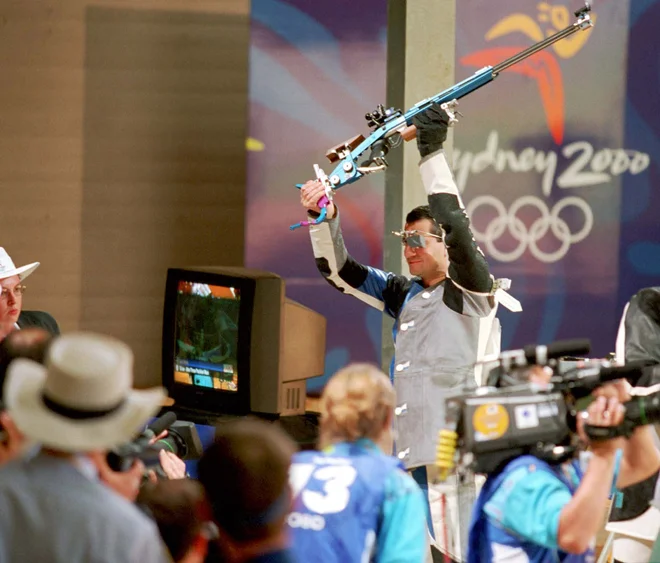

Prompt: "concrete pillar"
[383,3,471,561]
[382,0,456,368]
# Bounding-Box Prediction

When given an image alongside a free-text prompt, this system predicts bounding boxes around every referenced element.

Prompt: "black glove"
[412,104,450,158]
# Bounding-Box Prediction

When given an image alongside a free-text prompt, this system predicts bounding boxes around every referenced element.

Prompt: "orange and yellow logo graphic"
[462,3,595,145]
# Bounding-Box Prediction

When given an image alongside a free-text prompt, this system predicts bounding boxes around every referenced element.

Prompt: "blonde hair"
[318,363,395,449]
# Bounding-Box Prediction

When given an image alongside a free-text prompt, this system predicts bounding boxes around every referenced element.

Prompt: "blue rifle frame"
[290,2,593,231]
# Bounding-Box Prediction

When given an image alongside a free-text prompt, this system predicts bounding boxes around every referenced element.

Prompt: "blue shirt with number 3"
[287,439,427,563]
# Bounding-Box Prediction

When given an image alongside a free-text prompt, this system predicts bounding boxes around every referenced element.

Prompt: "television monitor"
[162,267,326,417]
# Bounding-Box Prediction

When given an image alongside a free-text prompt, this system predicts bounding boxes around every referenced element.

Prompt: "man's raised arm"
[300,181,411,318]
[413,105,493,294]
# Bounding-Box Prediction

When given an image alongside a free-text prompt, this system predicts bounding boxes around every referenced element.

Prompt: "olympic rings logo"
[466,195,593,263]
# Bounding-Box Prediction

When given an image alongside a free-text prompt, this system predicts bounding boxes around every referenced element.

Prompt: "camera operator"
[0,331,170,563]
[0,328,187,487]
[93,424,189,502]
[467,367,660,563]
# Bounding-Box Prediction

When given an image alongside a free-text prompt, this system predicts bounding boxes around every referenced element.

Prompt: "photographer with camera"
[0,331,170,562]
[466,364,660,563]
[106,409,201,492]
[0,326,187,492]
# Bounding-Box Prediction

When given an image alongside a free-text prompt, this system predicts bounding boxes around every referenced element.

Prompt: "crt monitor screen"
[163,268,255,415]
[173,281,240,393]
[164,266,326,416]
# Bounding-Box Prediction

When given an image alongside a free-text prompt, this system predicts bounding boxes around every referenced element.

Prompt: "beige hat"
[0,247,39,281]
[5,332,166,451]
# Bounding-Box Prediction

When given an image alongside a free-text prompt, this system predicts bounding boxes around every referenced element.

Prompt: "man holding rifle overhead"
[300,104,521,558]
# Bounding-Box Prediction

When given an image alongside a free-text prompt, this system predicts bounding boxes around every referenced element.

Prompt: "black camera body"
[442,343,659,478]
[445,385,574,476]
[149,420,204,460]
[106,414,204,472]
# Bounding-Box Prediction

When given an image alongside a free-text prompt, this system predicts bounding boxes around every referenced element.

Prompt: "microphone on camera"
[142,411,177,441]
[498,339,592,371]
[557,360,649,399]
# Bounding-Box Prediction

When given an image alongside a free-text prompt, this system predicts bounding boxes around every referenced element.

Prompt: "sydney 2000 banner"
[453,1,655,354]
[246,1,659,390]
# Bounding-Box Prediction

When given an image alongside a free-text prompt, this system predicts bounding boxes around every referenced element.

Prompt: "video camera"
[107,411,204,473]
[436,339,656,479]
[584,386,660,441]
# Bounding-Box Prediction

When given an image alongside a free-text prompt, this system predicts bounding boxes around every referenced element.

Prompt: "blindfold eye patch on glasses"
[391,230,442,248]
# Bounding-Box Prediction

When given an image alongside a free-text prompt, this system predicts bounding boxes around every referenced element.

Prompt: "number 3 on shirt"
[289,463,358,515]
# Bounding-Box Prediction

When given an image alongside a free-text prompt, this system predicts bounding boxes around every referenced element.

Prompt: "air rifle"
[290,2,593,230]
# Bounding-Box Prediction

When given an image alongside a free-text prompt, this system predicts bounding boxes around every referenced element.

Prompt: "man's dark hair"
[0,328,53,402]
[405,205,441,236]
[197,418,296,544]
[138,479,208,562]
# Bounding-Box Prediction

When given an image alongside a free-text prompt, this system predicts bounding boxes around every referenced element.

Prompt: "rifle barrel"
[493,15,592,76]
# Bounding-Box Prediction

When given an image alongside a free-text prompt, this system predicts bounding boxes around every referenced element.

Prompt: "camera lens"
[152,430,187,459]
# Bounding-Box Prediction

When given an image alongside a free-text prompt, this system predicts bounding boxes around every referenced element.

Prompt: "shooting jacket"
[309,150,513,468]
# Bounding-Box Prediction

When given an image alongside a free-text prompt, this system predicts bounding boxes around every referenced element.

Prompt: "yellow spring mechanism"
[436,429,458,482]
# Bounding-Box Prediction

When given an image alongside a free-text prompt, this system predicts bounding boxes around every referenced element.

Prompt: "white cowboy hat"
[0,247,39,281]
[4,331,166,452]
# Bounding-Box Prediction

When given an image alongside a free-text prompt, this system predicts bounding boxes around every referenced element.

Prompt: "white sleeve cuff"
[419,150,464,207]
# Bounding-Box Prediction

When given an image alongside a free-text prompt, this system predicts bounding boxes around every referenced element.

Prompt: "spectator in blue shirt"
[287,363,427,563]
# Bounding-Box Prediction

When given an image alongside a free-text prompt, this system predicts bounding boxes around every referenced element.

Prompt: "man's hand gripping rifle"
[290,3,594,231]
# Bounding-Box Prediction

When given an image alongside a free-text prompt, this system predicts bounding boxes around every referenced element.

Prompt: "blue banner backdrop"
[617,0,660,316]
[245,0,387,391]
[454,0,656,355]
[245,1,659,390]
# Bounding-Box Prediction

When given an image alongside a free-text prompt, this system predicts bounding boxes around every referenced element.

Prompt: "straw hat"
[5,332,165,451]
